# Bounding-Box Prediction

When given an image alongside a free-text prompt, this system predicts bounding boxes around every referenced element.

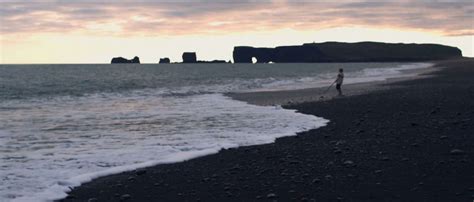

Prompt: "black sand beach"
[62,59,473,201]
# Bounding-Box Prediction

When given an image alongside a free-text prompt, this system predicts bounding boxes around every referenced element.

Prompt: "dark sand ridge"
[61,59,473,202]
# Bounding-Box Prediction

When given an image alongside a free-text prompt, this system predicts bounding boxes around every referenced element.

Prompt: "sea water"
[0,62,432,201]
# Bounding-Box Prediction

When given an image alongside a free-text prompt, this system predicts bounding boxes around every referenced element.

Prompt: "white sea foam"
[0,93,328,202]
[11,149,221,202]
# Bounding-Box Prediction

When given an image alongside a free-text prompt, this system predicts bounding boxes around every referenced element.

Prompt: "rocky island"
[233,42,462,63]
[181,52,227,63]
[111,56,140,64]
[159,58,171,64]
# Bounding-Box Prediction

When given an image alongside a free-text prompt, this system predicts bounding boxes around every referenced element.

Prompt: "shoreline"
[227,62,438,106]
[60,58,474,201]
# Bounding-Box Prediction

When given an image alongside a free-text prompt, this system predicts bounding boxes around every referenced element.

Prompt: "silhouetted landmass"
[233,42,462,63]
[159,58,170,64]
[111,56,140,64]
[182,52,197,63]
[181,52,227,63]
[109,42,462,64]
[196,60,228,63]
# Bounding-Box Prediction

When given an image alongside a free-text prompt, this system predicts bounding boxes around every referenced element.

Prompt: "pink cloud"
[0,1,472,36]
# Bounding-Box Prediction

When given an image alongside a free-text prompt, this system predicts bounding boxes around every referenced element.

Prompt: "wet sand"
[227,64,437,106]
[61,58,473,202]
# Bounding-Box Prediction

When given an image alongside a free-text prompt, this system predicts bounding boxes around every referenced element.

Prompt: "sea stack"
[159,58,171,64]
[182,52,197,63]
[111,56,140,64]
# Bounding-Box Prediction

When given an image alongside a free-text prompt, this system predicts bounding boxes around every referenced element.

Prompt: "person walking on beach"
[335,68,344,95]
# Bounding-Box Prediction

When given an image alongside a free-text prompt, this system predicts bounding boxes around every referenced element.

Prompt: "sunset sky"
[1,0,473,64]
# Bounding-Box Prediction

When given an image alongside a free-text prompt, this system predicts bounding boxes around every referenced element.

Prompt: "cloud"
[0,0,472,36]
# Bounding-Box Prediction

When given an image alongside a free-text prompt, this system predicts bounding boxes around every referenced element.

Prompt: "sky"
[0,0,473,64]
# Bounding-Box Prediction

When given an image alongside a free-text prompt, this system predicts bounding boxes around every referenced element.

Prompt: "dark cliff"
[111,56,140,64]
[233,42,462,63]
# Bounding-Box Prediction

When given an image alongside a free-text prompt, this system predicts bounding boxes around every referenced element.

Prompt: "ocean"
[0,62,432,201]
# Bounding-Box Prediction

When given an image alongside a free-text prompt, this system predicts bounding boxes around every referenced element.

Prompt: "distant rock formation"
[182,52,197,63]
[233,42,462,63]
[111,56,140,64]
[197,60,227,63]
[159,58,171,64]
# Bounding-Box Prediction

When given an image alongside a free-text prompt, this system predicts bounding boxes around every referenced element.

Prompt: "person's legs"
[336,84,342,95]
